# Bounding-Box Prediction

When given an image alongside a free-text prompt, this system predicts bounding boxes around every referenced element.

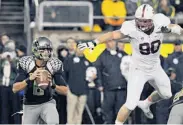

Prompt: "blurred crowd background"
[0,0,183,124]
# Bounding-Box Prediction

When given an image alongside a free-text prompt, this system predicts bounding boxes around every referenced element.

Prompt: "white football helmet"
[135,4,154,32]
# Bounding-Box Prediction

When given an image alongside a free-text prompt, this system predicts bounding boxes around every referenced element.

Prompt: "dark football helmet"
[32,37,53,61]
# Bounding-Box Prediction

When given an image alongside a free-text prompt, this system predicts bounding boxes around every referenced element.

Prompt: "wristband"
[51,83,56,89]
[24,77,31,84]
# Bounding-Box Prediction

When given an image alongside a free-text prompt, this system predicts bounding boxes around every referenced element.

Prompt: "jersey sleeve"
[120,21,134,37]
[48,58,67,86]
[14,62,28,83]
[154,13,171,27]
[83,44,106,63]
[53,68,67,86]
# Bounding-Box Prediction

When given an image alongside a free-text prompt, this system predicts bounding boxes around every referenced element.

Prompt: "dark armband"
[24,77,32,84]
[51,83,56,89]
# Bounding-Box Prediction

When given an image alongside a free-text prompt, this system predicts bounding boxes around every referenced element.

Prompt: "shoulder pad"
[46,57,63,74]
[18,56,35,73]
[120,20,136,37]
[153,13,170,28]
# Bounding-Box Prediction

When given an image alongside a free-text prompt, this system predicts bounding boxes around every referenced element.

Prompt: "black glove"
[161,26,171,33]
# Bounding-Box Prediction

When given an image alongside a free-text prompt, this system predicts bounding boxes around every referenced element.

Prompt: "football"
[35,70,51,90]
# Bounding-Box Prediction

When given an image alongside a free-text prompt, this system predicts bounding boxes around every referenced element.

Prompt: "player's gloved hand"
[160,26,171,33]
[77,41,97,50]
[161,25,182,35]
[29,68,42,81]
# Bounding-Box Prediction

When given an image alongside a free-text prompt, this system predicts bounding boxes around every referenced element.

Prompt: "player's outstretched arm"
[78,30,126,50]
[52,66,68,95]
[165,24,183,35]
[95,30,126,44]
[12,81,28,93]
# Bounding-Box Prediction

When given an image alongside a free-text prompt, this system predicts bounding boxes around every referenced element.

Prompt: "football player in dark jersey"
[12,37,68,124]
[168,88,183,124]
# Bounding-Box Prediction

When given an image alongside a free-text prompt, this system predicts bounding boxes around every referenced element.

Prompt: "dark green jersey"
[170,88,183,108]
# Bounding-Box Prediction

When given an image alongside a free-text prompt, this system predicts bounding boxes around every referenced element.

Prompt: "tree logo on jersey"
[139,40,161,55]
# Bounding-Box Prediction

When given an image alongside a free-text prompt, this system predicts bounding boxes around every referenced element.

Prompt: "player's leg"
[40,99,59,124]
[115,66,148,124]
[137,90,161,119]
[22,105,40,124]
[138,66,172,119]
[168,103,183,124]
[153,66,172,99]
[74,94,87,124]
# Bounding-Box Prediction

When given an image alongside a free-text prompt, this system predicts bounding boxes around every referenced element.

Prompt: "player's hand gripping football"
[29,68,42,81]
[77,41,96,50]
[29,68,51,81]
[40,70,52,82]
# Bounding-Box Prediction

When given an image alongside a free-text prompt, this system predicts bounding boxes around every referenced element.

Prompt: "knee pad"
[124,101,137,111]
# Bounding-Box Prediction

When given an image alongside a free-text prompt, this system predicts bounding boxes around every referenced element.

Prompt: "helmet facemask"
[135,18,153,32]
[37,47,53,61]
[32,37,53,61]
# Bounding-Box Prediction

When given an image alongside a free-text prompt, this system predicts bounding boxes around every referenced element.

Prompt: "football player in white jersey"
[78,4,183,124]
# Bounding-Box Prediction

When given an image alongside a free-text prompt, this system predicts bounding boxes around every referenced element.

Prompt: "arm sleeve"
[83,44,106,63]
[53,64,67,86]
[14,63,27,83]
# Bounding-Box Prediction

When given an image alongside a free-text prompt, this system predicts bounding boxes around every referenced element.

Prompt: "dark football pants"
[168,103,183,124]
[22,99,59,124]
[102,89,127,124]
